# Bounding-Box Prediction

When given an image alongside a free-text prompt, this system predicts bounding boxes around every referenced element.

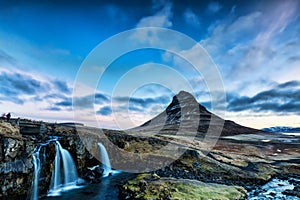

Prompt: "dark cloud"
[227,80,300,114]
[44,93,67,100]
[115,95,170,109]
[95,93,110,104]
[128,105,144,112]
[288,55,300,63]
[54,93,111,111]
[130,97,156,106]
[0,96,24,104]
[41,94,71,111]
[0,72,48,95]
[43,97,72,111]
[0,72,74,107]
[0,71,109,109]
[97,106,112,116]
[73,96,92,108]
[53,80,71,94]
[0,72,49,104]
[46,106,61,111]
[55,99,72,107]
[277,80,300,89]
[73,93,110,109]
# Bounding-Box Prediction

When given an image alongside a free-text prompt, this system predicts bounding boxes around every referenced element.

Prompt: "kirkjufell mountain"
[133,91,265,136]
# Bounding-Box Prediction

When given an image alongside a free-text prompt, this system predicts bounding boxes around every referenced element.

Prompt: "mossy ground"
[120,174,247,200]
[171,182,246,200]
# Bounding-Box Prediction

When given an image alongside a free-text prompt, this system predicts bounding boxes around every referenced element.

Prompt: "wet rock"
[283,187,300,198]
[83,166,104,183]
[283,178,300,198]
[269,191,276,196]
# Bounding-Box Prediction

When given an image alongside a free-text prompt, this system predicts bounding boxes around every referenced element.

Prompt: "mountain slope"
[132,91,265,137]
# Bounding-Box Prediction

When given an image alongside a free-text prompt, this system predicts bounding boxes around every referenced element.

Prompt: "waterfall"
[98,142,113,177]
[57,141,78,185]
[48,141,80,196]
[52,142,61,191]
[31,146,42,200]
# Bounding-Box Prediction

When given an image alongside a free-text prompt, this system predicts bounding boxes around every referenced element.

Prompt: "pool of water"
[43,172,134,200]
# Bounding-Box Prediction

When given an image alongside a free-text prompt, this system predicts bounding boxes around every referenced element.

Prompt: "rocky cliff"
[0,122,34,199]
[0,121,101,199]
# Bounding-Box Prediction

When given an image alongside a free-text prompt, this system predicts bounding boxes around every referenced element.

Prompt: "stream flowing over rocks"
[248,177,300,199]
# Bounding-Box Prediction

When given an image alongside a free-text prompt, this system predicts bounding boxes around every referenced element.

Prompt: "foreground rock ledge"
[119,173,247,200]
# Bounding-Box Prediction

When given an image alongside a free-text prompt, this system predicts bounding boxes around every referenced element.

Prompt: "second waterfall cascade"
[48,141,81,196]
[98,142,113,177]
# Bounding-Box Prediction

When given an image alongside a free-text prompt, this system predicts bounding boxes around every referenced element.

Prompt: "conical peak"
[172,91,196,104]
[177,90,192,96]
[170,91,209,113]
[176,90,195,99]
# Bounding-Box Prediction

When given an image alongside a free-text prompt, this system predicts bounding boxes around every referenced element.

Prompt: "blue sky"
[0,0,300,129]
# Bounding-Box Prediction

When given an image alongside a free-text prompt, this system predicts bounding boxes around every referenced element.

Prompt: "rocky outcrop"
[0,133,34,199]
[0,121,103,199]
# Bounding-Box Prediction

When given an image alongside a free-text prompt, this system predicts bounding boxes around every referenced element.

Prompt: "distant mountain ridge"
[133,91,265,137]
[262,126,300,133]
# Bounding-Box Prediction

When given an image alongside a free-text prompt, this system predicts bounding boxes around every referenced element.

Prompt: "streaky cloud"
[227,80,300,115]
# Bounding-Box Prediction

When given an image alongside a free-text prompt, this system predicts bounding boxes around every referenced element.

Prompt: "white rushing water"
[98,142,113,177]
[283,132,300,136]
[248,177,300,200]
[31,146,42,200]
[48,141,81,196]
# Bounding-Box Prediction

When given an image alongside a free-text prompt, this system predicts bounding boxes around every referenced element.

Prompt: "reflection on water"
[44,172,133,200]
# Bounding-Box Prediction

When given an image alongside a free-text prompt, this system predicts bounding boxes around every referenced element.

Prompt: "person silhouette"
[6,113,11,122]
